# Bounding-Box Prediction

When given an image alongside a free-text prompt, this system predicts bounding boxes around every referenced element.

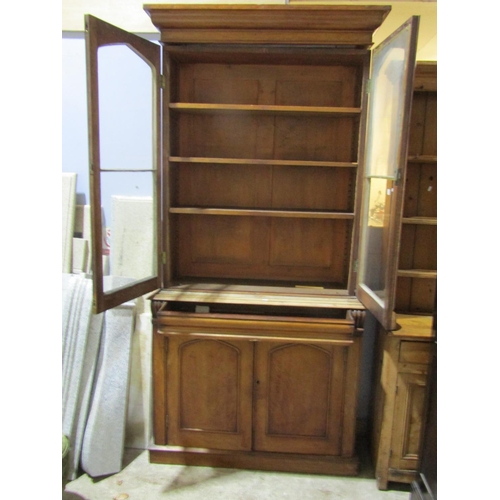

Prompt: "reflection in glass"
[100,171,156,283]
[97,45,154,171]
[359,178,395,306]
[364,25,409,180]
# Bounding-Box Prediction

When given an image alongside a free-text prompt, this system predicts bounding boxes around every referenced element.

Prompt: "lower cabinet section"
[151,306,363,475]
[371,318,433,490]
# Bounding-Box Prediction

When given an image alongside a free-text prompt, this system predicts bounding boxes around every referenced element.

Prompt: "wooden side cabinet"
[371,319,433,489]
[410,337,437,499]
[396,61,437,316]
[371,62,437,490]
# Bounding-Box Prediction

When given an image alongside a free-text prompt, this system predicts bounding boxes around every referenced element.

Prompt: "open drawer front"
[155,301,363,345]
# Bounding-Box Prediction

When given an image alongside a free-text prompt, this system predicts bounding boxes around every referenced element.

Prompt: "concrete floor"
[63,440,410,500]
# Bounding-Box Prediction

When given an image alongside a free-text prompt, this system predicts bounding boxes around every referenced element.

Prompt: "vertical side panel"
[341,336,362,456]
[349,53,371,295]
[162,49,173,285]
[152,323,167,445]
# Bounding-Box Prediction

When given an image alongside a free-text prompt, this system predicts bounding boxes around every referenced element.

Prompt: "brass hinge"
[162,252,167,265]
[159,75,166,90]
[353,260,358,273]
[395,169,402,186]
[165,414,169,430]
[365,79,372,94]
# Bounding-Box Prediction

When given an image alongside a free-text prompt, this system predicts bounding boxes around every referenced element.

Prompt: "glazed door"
[356,17,420,330]
[85,15,163,313]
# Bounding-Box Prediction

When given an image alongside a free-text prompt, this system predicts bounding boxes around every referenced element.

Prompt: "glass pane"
[96,43,157,294]
[97,45,154,171]
[357,17,418,327]
[359,177,395,307]
[364,23,411,180]
[100,171,156,285]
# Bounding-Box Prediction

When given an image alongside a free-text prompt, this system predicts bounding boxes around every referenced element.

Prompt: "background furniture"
[410,304,437,500]
[370,62,437,490]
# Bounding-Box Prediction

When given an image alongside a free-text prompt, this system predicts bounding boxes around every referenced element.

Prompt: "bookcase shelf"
[396,62,437,317]
[169,207,355,219]
[397,269,437,279]
[407,155,437,164]
[169,156,358,169]
[402,216,437,225]
[170,102,362,117]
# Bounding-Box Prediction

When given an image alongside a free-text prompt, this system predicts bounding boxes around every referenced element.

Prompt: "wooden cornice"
[143,4,391,47]
[414,61,437,91]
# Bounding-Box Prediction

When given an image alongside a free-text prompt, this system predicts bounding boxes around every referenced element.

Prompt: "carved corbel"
[151,300,166,319]
[348,309,366,334]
